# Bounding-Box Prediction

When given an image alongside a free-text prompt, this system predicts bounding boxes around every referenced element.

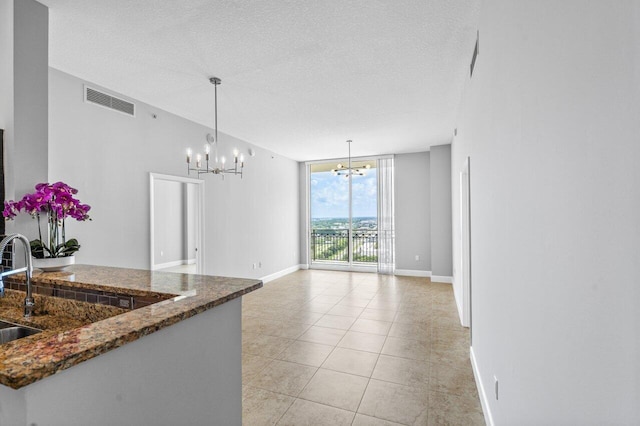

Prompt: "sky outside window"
[310,168,377,219]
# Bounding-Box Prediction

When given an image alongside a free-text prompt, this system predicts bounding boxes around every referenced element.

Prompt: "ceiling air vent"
[84,86,135,117]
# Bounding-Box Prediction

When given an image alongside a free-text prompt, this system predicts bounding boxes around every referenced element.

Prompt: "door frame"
[459,157,472,331]
[149,173,205,274]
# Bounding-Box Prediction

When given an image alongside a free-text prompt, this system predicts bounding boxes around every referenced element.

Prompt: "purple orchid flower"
[2,182,91,258]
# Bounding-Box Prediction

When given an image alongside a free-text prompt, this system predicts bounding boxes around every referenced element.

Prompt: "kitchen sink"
[0,320,41,344]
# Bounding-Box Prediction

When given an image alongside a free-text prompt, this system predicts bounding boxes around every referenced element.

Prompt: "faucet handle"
[24,296,35,317]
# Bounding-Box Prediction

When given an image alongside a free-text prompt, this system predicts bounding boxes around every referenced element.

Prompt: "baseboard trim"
[260,264,301,283]
[470,346,494,426]
[153,260,186,270]
[299,264,309,270]
[394,269,431,277]
[431,275,453,284]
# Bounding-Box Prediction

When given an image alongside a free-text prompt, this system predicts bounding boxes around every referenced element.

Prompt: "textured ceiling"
[41,0,480,161]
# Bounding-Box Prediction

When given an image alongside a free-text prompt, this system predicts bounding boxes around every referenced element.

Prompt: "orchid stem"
[37,213,42,243]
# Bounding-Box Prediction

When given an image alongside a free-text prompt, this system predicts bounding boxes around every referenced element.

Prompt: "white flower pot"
[32,255,75,272]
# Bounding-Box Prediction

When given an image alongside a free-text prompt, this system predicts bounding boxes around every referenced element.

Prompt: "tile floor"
[242,269,485,426]
[157,263,197,274]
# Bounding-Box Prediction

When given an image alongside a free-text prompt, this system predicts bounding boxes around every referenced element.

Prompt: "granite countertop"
[0,264,262,389]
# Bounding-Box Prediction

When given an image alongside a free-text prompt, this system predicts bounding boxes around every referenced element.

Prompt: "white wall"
[1,0,49,240]
[203,140,300,278]
[48,68,300,279]
[430,144,452,278]
[0,1,13,138]
[395,150,453,278]
[395,152,431,273]
[452,1,640,424]
[12,0,48,200]
[0,1,13,236]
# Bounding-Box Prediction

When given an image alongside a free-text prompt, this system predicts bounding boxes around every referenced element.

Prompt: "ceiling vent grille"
[84,86,135,117]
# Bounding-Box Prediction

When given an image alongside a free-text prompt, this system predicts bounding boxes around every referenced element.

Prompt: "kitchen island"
[0,264,262,426]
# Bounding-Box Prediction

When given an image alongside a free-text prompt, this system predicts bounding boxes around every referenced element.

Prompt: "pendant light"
[186,77,244,178]
[332,140,371,177]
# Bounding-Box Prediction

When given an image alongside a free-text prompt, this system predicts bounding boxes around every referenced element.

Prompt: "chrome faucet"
[0,234,35,317]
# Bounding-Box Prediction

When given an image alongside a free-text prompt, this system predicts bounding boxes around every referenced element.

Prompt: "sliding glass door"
[309,160,378,269]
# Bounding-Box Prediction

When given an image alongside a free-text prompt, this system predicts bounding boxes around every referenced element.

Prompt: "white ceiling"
[41,0,480,161]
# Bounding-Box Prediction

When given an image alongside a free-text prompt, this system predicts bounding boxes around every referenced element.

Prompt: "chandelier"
[332,140,371,177]
[186,77,244,178]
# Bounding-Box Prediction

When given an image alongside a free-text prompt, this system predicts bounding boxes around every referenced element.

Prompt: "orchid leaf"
[30,240,46,259]
[55,239,80,257]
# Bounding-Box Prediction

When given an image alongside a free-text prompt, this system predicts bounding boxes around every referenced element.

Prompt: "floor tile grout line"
[352,288,391,417]
[245,379,305,400]
[275,330,348,425]
[289,395,359,421]
[273,396,297,425]
[272,390,298,425]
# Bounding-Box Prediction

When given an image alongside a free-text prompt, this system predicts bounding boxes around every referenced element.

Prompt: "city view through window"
[310,162,378,264]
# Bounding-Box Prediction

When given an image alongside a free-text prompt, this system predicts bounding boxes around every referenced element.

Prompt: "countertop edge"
[0,266,262,389]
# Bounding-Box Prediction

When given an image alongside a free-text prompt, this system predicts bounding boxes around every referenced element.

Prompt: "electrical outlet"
[160,251,164,257]
[258,261,262,268]
[415,255,420,261]
[494,375,499,400]
[252,263,256,269]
